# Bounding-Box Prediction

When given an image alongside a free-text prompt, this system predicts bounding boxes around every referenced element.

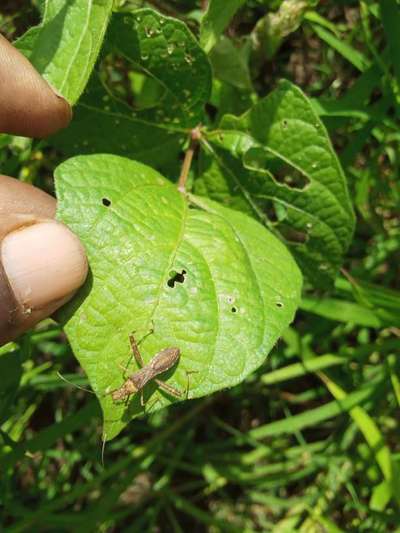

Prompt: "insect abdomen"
[151,348,180,373]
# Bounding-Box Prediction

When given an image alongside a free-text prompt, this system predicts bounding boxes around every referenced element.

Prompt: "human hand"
[0,35,88,346]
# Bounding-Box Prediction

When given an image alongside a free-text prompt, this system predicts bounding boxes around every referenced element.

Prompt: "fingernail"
[1,221,88,309]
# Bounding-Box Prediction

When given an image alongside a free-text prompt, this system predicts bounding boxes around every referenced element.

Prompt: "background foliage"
[1,0,399,531]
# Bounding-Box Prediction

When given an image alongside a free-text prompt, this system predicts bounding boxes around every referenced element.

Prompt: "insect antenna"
[57,371,95,394]
[58,373,109,466]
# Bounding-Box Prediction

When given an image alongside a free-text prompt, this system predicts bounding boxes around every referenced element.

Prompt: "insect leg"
[129,333,144,368]
[145,395,161,413]
[124,391,132,406]
[57,372,94,394]
[155,379,182,399]
[118,362,130,377]
[184,370,198,399]
[118,332,146,379]
[126,325,155,373]
[137,320,155,345]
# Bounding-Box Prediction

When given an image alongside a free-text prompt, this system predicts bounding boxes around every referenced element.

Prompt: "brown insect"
[109,334,183,406]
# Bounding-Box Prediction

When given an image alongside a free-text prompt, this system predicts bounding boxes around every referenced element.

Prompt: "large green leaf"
[51,76,184,174]
[209,36,253,91]
[200,0,246,54]
[108,9,212,126]
[15,0,114,104]
[51,8,212,173]
[197,80,355,286]
[55,154,302,439]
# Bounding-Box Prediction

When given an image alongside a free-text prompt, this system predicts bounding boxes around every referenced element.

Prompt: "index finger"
[0,34,72,138]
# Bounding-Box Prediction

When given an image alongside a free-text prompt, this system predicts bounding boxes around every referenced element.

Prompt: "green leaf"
[335,277,400,326]
[200,0,246,54]
[252,0,311,61]
[52,8,212,172]
[108,9,212,127]
[15,0,114,104]
[370,480,392,512]
[55,154,302,439]
[50,75,184,172]
[209,36,253,91]
[300,297,382,328]
[198,80,355,286]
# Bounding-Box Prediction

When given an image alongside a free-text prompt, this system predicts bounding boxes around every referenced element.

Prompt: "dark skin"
[0,35,72,137]
[0,35,88,346]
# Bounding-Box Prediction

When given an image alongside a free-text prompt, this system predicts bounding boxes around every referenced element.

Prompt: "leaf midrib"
[58,0,92,96]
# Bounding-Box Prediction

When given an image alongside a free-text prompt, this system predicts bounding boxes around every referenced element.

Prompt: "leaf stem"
[178,127,201,193]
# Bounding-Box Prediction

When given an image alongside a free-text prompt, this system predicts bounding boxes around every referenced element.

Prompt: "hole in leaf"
[245,149,310,190]
[270,161,310,190]
[167,269,187,288]
[102,198,111,207]
[231,306,238,313]
[258,199,279,223]
[259,199,287,224]
[205,103,217,121]
[278,224,308,245]
[276,301,284,308]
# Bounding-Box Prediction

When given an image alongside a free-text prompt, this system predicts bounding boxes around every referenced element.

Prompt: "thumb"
[0,179,88,346]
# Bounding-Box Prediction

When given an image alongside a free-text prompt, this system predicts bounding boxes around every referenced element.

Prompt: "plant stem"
[178,127,201,193]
